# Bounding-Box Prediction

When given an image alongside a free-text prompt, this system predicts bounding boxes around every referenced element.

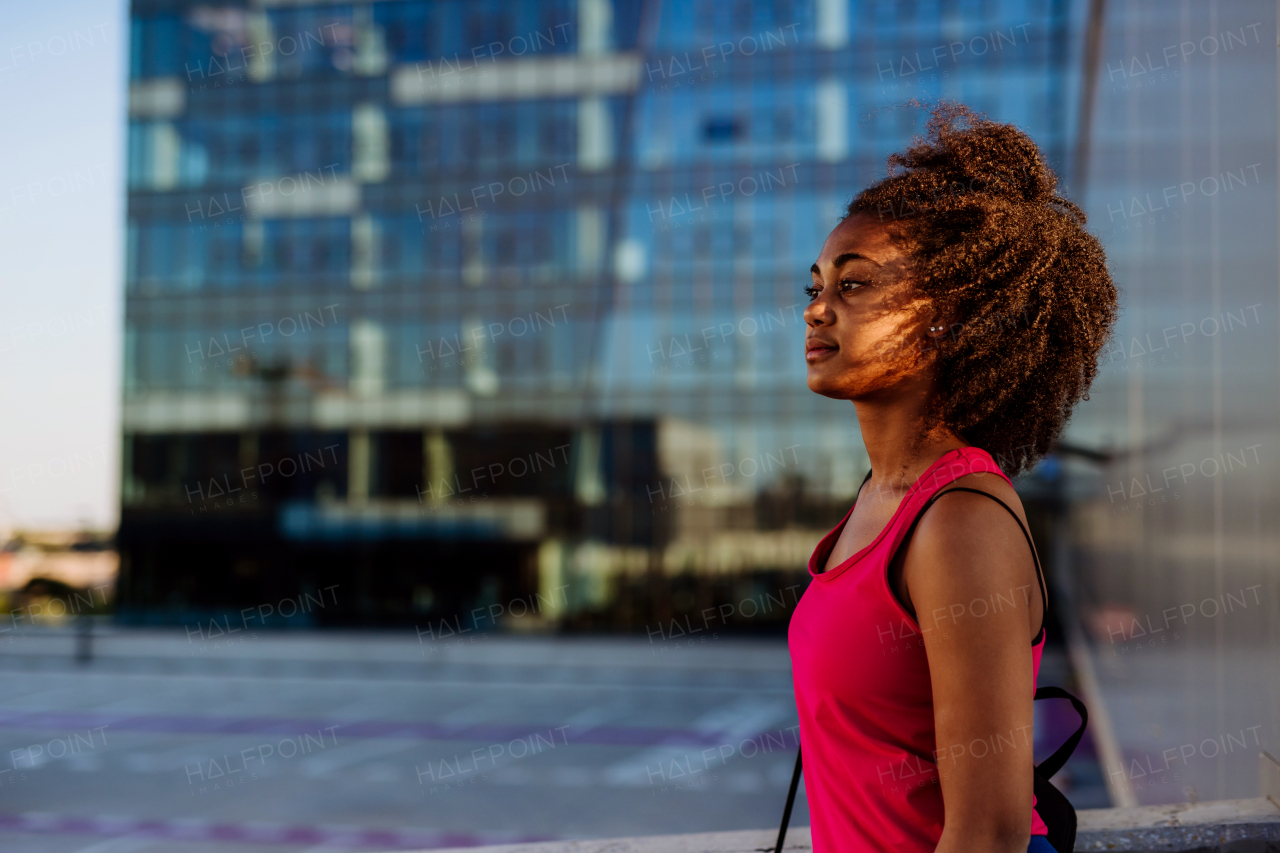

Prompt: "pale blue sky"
[0,0,126,531]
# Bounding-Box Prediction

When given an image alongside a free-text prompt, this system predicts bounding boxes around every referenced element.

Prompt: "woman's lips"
[805,342,837,363]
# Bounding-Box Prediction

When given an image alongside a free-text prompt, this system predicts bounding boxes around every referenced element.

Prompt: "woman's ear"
[921,312,964,350]
[925,316,956,340]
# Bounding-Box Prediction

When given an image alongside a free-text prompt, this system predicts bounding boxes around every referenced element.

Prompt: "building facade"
[120,0,1075,626]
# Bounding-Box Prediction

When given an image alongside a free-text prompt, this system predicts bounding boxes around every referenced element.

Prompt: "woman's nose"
[804,299,831,326]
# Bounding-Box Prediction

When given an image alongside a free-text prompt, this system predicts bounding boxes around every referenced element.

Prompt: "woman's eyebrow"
[810,252,880,275]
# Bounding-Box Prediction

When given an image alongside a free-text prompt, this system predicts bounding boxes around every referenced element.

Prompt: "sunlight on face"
[803,213,935,401]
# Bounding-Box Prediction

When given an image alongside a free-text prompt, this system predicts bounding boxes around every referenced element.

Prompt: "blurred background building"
[118,0,1078,630]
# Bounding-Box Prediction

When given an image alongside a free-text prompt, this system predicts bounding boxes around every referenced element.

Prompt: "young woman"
[788,102,1117,853]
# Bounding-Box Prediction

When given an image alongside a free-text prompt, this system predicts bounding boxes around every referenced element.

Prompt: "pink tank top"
[788,447,1048,852]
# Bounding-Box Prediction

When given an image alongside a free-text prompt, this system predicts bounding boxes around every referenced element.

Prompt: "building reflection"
[121,0,1075,630]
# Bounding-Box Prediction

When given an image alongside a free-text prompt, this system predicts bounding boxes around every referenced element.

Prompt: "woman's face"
[803,212,934,400]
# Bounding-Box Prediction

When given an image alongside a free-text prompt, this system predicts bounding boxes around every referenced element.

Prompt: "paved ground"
[0,627,1102,852]
[1084,640,1278,807]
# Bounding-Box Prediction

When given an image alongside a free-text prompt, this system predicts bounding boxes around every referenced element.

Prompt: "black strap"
[899,486,1088,779]
[891,485,1050,634]
[779,469,1068,847]
[776,469,871,840]
[775,690,1088,846]
[1033,686,1089,779]
[774,747,802,853]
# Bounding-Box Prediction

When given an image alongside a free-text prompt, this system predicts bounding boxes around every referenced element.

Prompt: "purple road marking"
[0,812,555,849]
[0,709,732,748]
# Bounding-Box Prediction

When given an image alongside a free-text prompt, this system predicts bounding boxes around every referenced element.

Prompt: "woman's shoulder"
[900,479,1037,624]
[905,452,1033,576]
[920,467,1028,537]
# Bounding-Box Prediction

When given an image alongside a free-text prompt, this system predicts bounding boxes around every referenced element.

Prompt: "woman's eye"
[804,284,821,300]
[840,279,866,291]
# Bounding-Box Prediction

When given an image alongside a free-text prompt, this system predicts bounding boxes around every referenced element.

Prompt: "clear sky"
[0,0,126,532]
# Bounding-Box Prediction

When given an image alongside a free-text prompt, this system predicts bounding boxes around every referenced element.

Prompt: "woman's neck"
[852,376,968,503]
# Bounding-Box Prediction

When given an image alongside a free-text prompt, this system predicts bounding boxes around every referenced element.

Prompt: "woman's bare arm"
[901,483,1042,853]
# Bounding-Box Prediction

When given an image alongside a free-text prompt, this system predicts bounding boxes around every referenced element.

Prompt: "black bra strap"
[930,487,1049,620]
[889,484,1049,639]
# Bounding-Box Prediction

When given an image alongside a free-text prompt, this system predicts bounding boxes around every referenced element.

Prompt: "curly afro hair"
[847,100,1118,477]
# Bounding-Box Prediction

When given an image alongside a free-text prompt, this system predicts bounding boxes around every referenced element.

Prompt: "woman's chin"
[806,372,857,400]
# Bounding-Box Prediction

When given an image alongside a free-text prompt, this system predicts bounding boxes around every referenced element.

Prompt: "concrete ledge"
[408,827,812,853]
[1076,797,1280,851]
[396,798,1280,853]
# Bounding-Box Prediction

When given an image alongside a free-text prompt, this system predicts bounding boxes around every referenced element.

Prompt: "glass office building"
[120,0,1078,627]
